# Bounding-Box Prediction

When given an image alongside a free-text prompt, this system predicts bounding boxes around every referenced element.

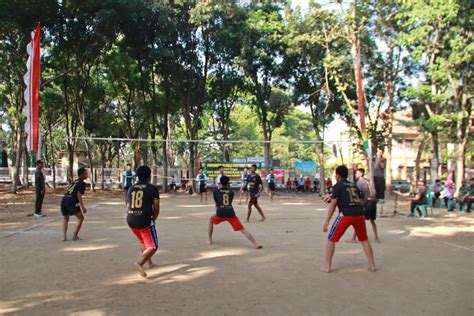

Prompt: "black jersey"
[331,180,365,216]
[61,179,86,207]
[126,183,160,228]
[213,189,236,218]
[247,173,262,195]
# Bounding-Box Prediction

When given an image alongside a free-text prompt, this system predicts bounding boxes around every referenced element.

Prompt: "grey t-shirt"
[374,157,386,178]
[356,177,370,202]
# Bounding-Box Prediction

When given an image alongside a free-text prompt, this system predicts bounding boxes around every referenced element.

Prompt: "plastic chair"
[416,192,434,218]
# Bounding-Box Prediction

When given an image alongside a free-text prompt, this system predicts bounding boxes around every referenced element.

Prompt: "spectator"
[459,178,473,212]
[293,177,298,192]
[34,160,46,218]
[169,176,177,191]
[442,181,455,210]
[374,149,386,201]
[409,180,428,217]
[313,179,320,194]
[286,178,292,192]
[304,177,311,192]
[298,175,305,193]
[431,179,443,207]
[326,178,333,194]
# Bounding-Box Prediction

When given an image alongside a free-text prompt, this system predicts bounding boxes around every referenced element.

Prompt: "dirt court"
[0,190,473,315]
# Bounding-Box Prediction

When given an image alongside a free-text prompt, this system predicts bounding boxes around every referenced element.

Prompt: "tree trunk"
[414,136,426,193]
[10,126,24,193]
[430,131,439,184]
[385,114,394,192]
[85,140,95,192]
[67,142,74,184]
[52,162,56,190]
[22,143,29,189]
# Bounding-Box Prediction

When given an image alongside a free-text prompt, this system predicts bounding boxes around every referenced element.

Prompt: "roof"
[392,111,419,136]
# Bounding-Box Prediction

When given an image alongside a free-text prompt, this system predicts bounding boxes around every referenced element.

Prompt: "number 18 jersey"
[127,183,160,228]
[331,180,365,216]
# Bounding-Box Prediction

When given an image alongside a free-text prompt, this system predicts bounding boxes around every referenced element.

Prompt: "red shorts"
[328,215,368,242]
[131,224,159,250]
[211,215,244,231]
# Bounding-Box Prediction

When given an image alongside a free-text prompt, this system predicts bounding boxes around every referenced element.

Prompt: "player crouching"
[126,166,160,278]
[208,175,262,249]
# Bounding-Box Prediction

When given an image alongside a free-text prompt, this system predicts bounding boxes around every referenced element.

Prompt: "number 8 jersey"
[127,183,160,228]
[330,180,365,216]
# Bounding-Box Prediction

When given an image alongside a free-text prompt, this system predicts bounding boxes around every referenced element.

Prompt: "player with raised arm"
[320,165,376,273]
[126,166,160,278]
[208,175,262,249]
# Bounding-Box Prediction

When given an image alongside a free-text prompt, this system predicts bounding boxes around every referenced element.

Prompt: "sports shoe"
[34,213,46,218]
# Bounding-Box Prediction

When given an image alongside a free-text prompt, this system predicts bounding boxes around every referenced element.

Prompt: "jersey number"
[348,187,362,204]
[222,193,229,206]
[130,191,143,208]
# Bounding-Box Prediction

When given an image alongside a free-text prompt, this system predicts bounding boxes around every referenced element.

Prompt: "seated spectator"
[298,176,305,193]
[459,178,473,212]
[313,179,320,194]
[326,178,333,194]
[293,177,298,192]
[304,177,311,192]
[442,181,455,210]
[431,179,443,207]
[409,180,428,217]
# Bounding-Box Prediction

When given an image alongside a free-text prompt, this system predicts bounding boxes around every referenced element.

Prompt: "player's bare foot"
[345,239,357,243]
[260,217,266,221]
[147,263,158,269]
[375,239,381,243]
[208,240,213,245]
[135,262,147,277]
[62,237,68,241]
[319,267,331,273]
[255,245,263,249]
[368,266,376,272]
[72,236,82,241]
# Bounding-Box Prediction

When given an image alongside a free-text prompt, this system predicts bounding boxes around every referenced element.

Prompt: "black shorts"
[268,182,276,191]
[374,177,385,200]
[124,186,131,193]
[364,200,377,221]
[61,205,81,216]
[199,184,207,193]
[249,194,258,205]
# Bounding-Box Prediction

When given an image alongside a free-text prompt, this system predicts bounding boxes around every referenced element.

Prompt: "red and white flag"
[23,23,41,154]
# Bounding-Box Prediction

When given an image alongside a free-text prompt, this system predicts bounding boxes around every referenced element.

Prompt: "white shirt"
[196,174,207,184]
[266,174,276,183]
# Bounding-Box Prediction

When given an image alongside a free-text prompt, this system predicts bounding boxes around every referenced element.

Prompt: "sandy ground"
[0,190,473,315]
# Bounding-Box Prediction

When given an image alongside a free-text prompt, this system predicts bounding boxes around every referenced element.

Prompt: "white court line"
[0,216,61,239]
[442,241,474,252]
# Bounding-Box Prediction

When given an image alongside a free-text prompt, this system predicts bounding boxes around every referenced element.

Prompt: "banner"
[294,161,317,175]
[261,169,285,180]
[23,23,41,154]
[200,162,261,178]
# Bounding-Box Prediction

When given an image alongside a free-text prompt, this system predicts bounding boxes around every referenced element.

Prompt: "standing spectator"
[293,177,298,192]
[431,179,443,207]
[195,169,208,204]
[409,180,428,217]
[374,149,386,201]
[169,176,177,191]
[123,164,136,205]
[313,178,320,194]
[34,160,46,218]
